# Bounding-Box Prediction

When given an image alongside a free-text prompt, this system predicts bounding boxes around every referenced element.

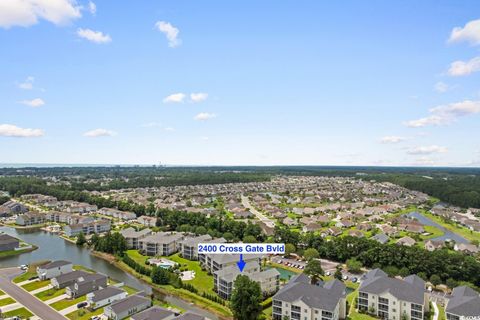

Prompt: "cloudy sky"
[1,0,480,166]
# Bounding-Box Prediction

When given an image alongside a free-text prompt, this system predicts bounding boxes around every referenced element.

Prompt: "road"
[0,267,67,320]
[241,195,276,229]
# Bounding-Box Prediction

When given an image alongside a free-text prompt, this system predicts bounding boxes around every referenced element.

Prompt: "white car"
[20,265,28,270]
[342,275,349,280]
[325,271,331,276]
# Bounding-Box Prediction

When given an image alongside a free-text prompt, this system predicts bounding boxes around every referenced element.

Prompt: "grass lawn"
[167,253,215,295]
[422,226,444,239]
[126,249,151,267]
[73,265,96,273]
[346,290,377,320]
[2,307,33,319]
[51,296,86,311]
[21,279,50,291]
[35,288,66,301]
[121,285,139,295]
[437,304,446,320]
[422,211,480,243]
[0,297,15,306]
[13,271,36,283]
[0,289,4,295]
[66,307,104,320]
[0,246,36,258]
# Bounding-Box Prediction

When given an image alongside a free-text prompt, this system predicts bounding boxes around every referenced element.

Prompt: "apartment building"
[15,212,46,226]
[214,261,280,299]
[139,232,184,256]
[64,220,111,237]
[200,253,262,274]
[178,234,216,260]
[272,274,347,320]
[445,286,480,320]
[120,227,152,249]
[357,269,428,320]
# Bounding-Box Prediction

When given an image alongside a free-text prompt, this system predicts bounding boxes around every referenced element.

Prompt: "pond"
[404,212,469,244]
[267,266,298,281]
[0,226,218,319]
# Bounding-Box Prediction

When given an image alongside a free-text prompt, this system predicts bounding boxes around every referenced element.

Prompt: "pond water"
[0,226,218,319]
[268,267,297,281]
[405,212,469,244]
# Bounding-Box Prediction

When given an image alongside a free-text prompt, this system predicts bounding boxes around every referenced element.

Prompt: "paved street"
[0,267,67,320]
[241,195,276,228]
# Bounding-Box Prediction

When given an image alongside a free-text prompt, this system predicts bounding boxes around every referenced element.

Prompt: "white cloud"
[434,81,448,93]
[0,124,44,137]
[77,28,111,44]
[448,56,480,76]
[407,145,448,155]
[380,136,407,144]
[190,93,208,103]
[83,128,116,137]
[194,112,216,121]
[20,98,45,107]
[163,93,186,103]
[405,100,480,127]
[164,127,175,132]
[448,19,480,46]
[155,21,181,47]
[0,0,82,28]
[18,76,34,90]
[88,1,96,15]
[141,122,161,128]
[199,136,209,141]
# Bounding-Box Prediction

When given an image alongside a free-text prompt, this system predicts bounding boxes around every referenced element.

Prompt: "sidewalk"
[45,294,68,305]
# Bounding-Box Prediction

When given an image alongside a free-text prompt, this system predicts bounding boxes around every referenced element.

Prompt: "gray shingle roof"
[446,286,480,317]
[175,312,205,320]
[110,294,150,314]
[90,286,125,303]
[359,269,425,305]
[41,260,71,270]
[131,306,175,320]
[273,276,346,312]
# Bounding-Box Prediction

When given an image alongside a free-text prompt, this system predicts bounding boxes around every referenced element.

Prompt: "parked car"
[77,302,88,308]
[342,275,349,280]
[90,316,100,320]
[352,277,358,283]
[325,271,331,276]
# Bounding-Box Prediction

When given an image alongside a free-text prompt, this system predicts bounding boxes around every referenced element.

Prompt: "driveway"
[0,267,67,320]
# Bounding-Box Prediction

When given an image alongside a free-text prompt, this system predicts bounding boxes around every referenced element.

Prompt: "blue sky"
[1,0,480,166]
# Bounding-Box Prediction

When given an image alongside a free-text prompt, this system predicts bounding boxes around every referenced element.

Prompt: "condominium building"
[213,261,280,299]
[120,227,152,249]
[272,274,347,320]
[445,286,480,320]
[139,232,184,256]
[357,269,428,320]
[200,253,263,274]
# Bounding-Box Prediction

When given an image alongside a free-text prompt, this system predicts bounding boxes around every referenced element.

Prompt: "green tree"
[399,267,410,278]
[230,275,262,320]
[446,278,457,289]
[430,274,442,286]
[151,267,169,285]
[346,258,363,273]
[76,232,86,246]
[243,235,257,243]
[304,259,324,284]
[303,248,319,261]
[195,226,207,235]
[285,243,296,257]
[223,232,234,241]
[384,266,399,277]
[334,266,343,281]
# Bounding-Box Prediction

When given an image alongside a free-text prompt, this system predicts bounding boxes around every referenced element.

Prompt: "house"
[283,217,296,227]
[396,236,416,247]
[372,233,389,244]
[137,216,157,227]
[424,240,445,252]
[214,261,279,299]
[444,286,480,320]
[178,234,212,260]
[104,294,152,320]
[348,230,364,238]
[335,220,354,228]
[37,260,73,280]
[87,286,127,310]
[120,227,152,249]
[358,269,428,320]
[66,273,108,298]
[131,306,177,320]
[454,243,479,255]
[16,212,46,226]
[302,223,322,233]
[234,210,252,219]
[357,222,372,231]
[0,233,20,252]
[139,232,184,256]
[327,227,342,237]
[272,274,347,320]
[51,270,90,289]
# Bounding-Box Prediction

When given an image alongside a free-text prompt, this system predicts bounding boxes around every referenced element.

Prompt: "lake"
[405,212,469,244]
[0,226,218,319]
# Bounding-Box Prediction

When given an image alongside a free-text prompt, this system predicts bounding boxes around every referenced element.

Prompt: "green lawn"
[73,265,95,273]
[0,297,15,306]
[0,289,4,295]
[126,249,152,267]
[13,271,36,283]
[66,307,104,320]
[35,288,66,301]
[21,279,50,291]
[346,290,377,320]
[2,307,33,319]
[51,296,86,311]
[422,211,480,243]
[422,226,444,239]
[121,285,139,295]
[437,304,446,320]
[168,253,215,295]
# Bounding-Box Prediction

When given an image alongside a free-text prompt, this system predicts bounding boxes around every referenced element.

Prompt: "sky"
[1,0,480,166]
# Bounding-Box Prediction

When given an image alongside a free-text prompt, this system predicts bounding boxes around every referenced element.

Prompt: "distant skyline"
[1,1,480,166]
